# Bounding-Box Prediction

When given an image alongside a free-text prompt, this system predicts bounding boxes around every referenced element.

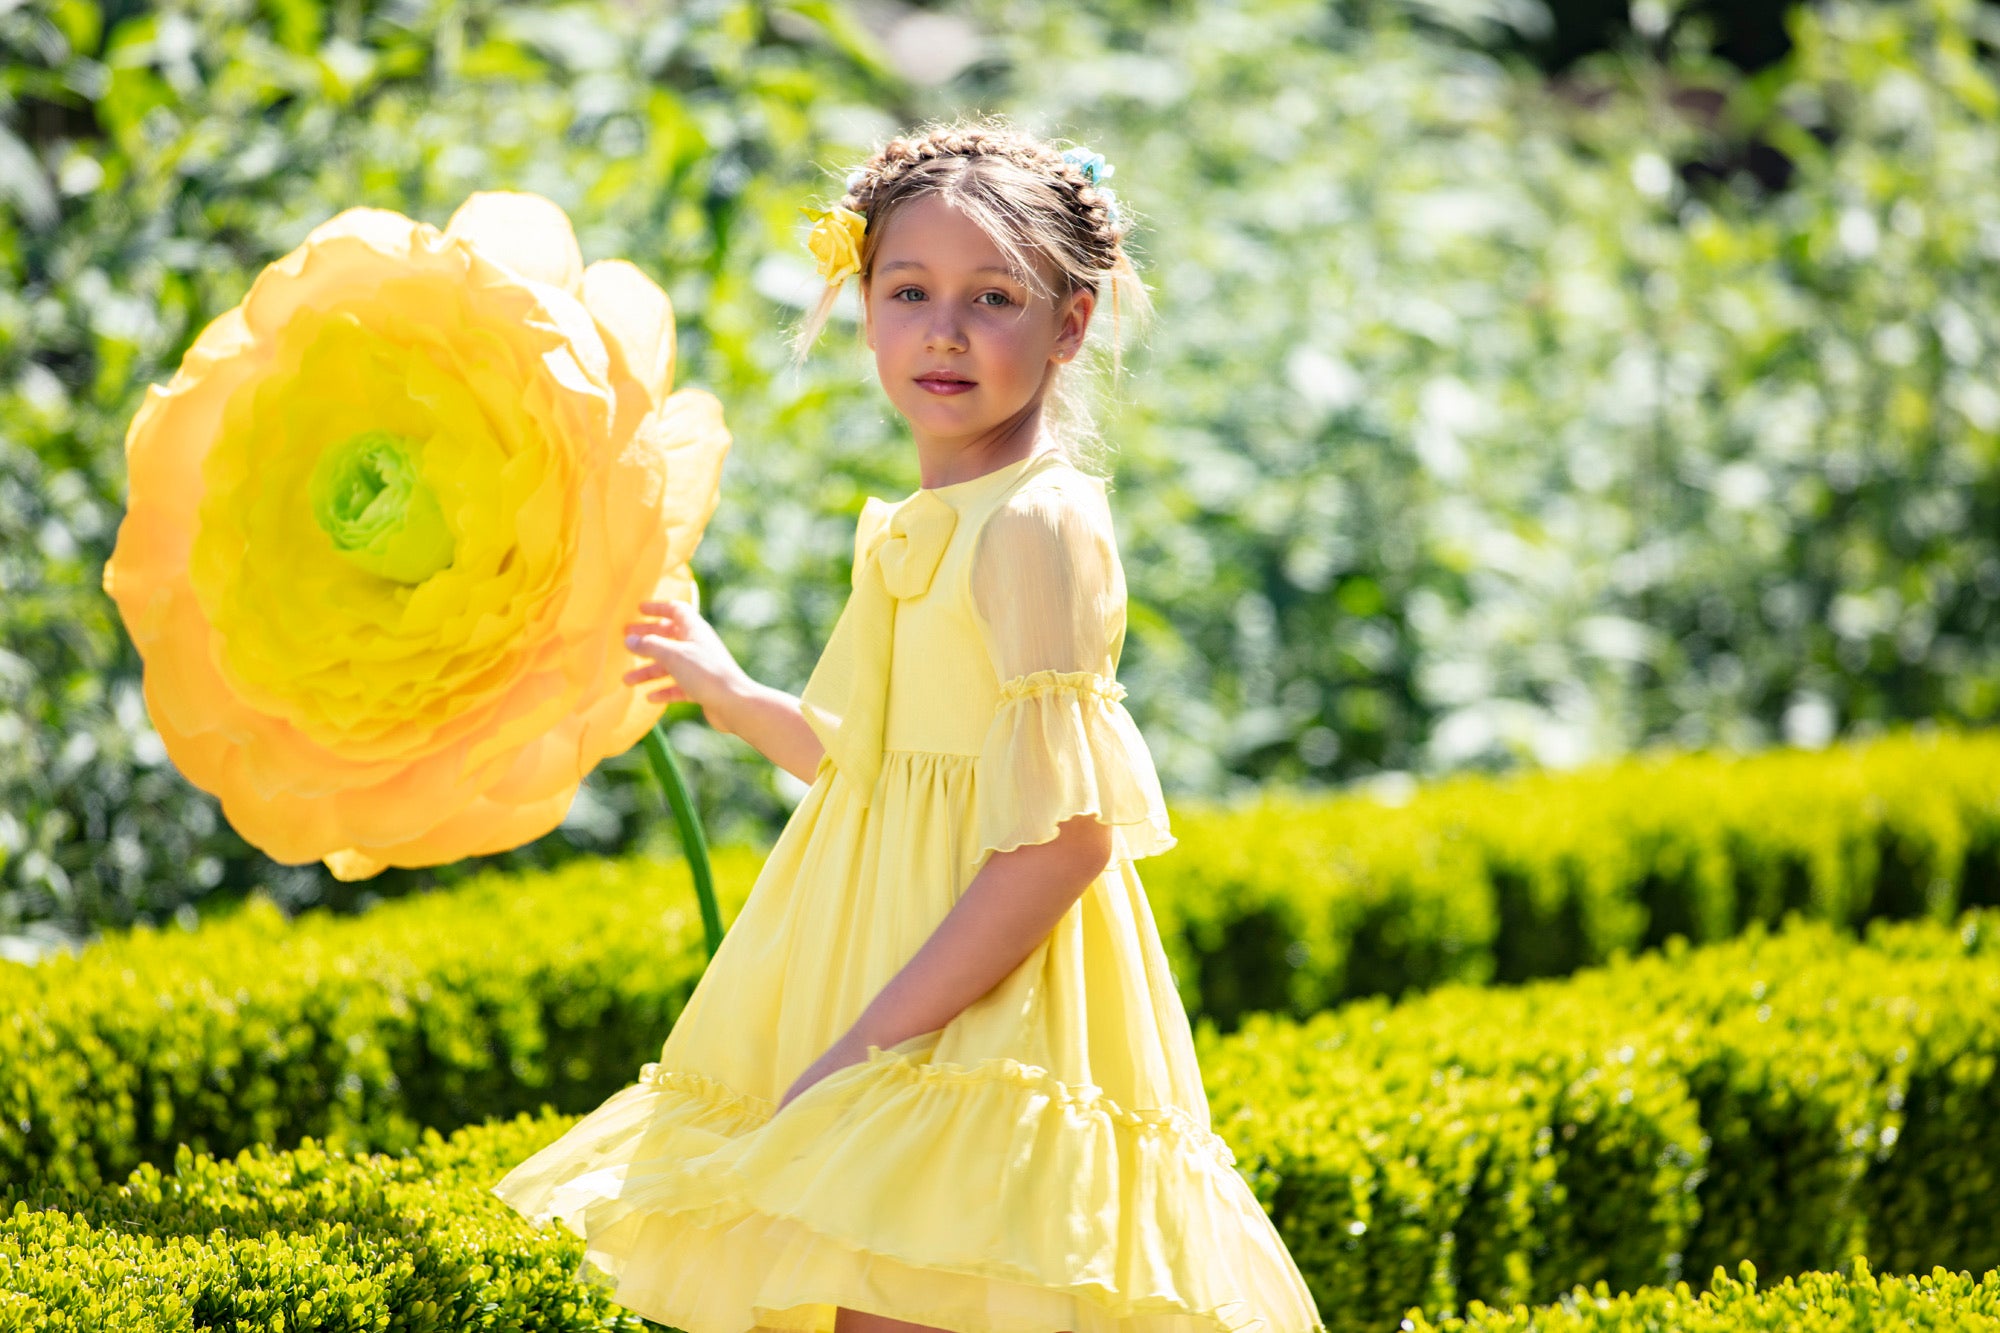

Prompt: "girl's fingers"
[623,620,674,639]
[623,663,672,685]
[638,600,688,617]
[625,632,677,658]
[647,686,684,703]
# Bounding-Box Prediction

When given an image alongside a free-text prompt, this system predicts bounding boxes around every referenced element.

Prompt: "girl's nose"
[925,311,968,351]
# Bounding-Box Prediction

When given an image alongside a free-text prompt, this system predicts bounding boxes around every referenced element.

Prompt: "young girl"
[491,115,1325,1333]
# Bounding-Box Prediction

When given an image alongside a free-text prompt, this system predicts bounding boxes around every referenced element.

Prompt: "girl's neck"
[911,403,1053,491]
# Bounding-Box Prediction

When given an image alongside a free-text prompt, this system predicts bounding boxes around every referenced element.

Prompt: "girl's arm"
[778,812,1113,1108]
[712,677,826,786]
[625,599,826,785]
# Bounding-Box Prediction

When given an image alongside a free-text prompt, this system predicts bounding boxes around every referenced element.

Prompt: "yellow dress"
[490,446,1325,1333]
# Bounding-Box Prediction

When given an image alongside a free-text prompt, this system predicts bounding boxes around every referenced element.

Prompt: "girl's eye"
[892,286,1016,306]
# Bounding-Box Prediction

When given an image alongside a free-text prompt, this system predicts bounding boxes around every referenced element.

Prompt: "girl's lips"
[916,376,976,395]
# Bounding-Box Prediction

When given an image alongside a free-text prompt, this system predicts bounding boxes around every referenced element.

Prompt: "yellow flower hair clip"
[802,203,867,285]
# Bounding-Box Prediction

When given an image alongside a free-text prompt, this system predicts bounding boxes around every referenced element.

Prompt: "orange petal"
[332,783,577,875]
[324,849,385,881]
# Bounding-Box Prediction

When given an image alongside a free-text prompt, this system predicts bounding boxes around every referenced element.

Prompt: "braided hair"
[841,129,1126,273]
[787,113,1153,465]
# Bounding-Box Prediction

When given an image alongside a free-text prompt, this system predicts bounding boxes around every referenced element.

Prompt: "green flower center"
[309,431,456,584]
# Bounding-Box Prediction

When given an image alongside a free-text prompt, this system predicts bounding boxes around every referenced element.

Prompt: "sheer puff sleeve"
[969,479,1175,866]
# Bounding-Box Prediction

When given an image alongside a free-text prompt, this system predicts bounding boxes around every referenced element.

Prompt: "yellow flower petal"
[581,258,678,420]
[805,204,867,284]
[300,206,434,259]
[444,190,585,293]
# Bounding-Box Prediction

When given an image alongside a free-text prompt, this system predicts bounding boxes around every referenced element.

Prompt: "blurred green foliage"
[981,0,2000,790]
[7,0,2000,940]
[0,0,909,939]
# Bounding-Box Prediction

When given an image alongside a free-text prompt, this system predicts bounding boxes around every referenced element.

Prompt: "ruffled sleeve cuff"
[973,668,1177,866]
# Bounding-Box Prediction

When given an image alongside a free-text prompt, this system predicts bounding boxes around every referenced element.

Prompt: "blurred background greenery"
[4,0,1998,950]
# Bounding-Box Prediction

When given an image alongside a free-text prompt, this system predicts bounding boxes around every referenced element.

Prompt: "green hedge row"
[5,913,1999,1330]
[0,1116,639,1333]
[1404,1261,2000,1333]
[10,1133,1995,1333]
[1198,911,2000,1327]
[0,851,760,1194]
[8,726,1997,1193]
[1151,725,2000,1026]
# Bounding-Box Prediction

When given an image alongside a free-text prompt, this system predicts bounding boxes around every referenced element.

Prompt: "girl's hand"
[623,599,751,735]
[775,1030,874,1114]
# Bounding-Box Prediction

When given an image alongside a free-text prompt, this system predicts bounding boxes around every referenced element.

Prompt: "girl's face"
[861,194,1092,457]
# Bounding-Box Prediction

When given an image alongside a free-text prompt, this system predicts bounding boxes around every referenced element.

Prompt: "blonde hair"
[786,113,1154,470]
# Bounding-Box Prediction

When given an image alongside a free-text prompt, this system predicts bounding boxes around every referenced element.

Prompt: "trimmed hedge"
[1404,1260,2000,1332]
[1151,725,2000,1026]
[1197,911,2000,1326]
[9,1123,1995,1333]
[8,725,1999,1194]
[7,1130,1997,1333]
[0,1115,641,1332]
[7,1148,1998,1333]
[0,850,760,1194]
[6,913,1999,1330]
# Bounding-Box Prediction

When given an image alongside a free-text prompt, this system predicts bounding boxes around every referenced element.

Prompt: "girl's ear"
[1054,286,1095,362]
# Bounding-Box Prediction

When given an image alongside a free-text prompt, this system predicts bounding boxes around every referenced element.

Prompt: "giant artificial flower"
[103,192,730,880]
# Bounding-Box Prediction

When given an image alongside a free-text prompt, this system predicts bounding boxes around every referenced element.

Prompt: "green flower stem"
[641,720,724,959]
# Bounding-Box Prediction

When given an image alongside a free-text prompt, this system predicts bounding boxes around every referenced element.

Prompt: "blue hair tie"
[1061,146,1122,228]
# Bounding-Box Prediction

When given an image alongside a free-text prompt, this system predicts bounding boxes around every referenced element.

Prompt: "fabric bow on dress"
[799,489,959,802]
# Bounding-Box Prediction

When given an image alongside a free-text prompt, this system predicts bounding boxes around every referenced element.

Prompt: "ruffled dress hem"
[491,1041,1327,1333]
